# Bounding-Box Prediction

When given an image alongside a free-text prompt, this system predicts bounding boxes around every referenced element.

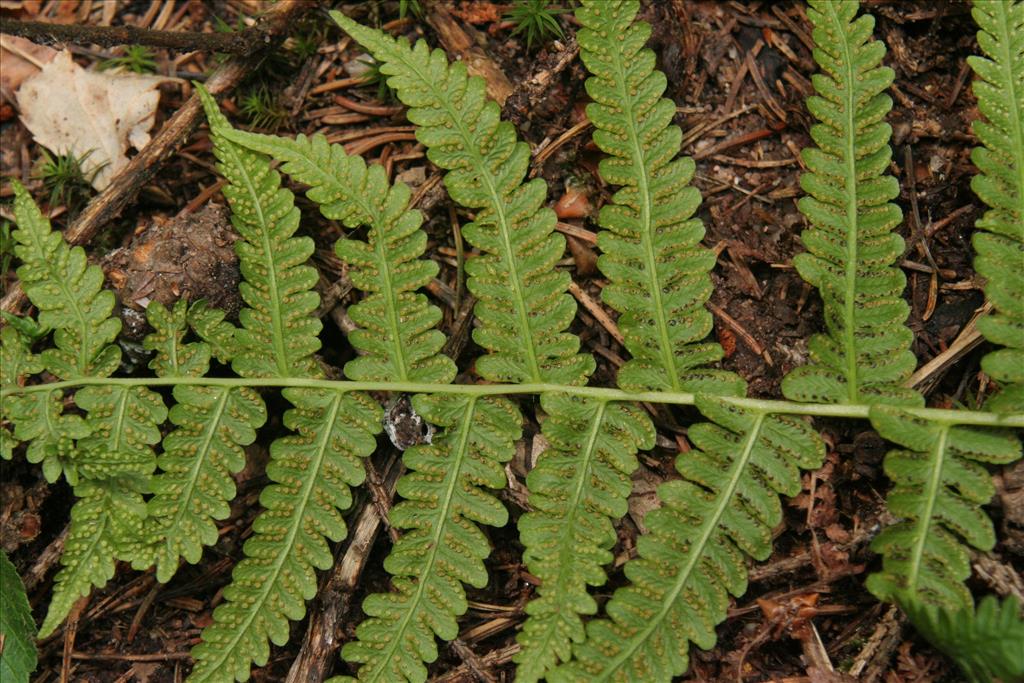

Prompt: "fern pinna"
[766,0,1021,617]
[5,180,167,638]
[1,1,1023,682]
[969,0,1024,415]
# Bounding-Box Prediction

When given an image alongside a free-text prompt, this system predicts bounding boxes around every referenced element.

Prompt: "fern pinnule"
[968,0,1024,413]
[188,88,383,683]
[340,395,520,682]
[329,11,593,388]
[556,398,823,682]
[781,0,920,407]
[133,300,267,583]
[866,407,1021,608]
[221,129,456,384]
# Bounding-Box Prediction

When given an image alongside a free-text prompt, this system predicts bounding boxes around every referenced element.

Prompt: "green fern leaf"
[36,381,167,635]
[899,594,1024,683]
[781,0,921,407]
[220,129,456,384]
[7,181,120,481]
[188,87,383,682]
[340,395,519,682]
[188,387,380,682]
[555,396,822,682]
[196,87,320,381]
[575,0,739,396]
[867,407,1021,608]
[329,11,593,387]
[515,395,654,683]
[968,0,1024,413]
[134,300,267,583]
[0,550,37,683]
[529,4,825,680]
[9,180,121,381]
[8,182,168,637]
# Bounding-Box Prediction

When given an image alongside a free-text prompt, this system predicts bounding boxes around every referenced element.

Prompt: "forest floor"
[0,1,1020,682]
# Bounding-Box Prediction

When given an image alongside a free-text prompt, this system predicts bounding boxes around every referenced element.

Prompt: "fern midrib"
[160,388,230,555]
[6,378,1023,428]
[192,390,344,681]
[594,411,767,681]
[362,396,478,682]
[400,54,543,383]
[520,399,609,676]
[108,386,129,459]
[604,36,680,392]
[540,397,608,618]
[223,142,290,378]
[904,423,951,592]
[990,1,1024,225]
[825,2,862,404]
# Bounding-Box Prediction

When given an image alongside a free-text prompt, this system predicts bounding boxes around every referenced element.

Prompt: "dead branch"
[0,17,257,55]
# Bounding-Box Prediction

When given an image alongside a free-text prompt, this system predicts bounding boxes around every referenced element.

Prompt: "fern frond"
[781,0,920,407]
[7,181,120,481]
[221,129,456,384]
[525,4,826,680]
[134,301,267,583]
[330,11,593,387]
[575,0,739,396]
[38,381,167,634]
[968,0,1024,413]
[556,397,822,682]
[900,594,1024,683]
[188,89,382,682]
[340,395,519,682]
[515,395,654,682]
[866,407,1021,608]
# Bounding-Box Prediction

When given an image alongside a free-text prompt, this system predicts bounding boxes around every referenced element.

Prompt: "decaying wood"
[284,453,403,683]
[0,17,259,55]
[423,2,512,106]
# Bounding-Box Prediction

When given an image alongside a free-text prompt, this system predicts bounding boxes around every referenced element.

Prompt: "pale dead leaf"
[0,35,57,92]
[16,50,173,189]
